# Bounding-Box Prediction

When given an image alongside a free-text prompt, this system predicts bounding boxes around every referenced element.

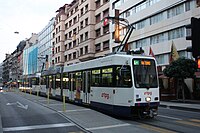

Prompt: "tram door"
[69,73,75,100]
[83,71,91,104]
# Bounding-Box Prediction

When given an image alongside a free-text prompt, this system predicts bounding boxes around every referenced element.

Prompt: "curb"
[159,104,200,112]
[0,113,3,133]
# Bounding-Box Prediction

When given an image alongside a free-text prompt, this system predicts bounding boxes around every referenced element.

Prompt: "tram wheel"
[138,110,147,119]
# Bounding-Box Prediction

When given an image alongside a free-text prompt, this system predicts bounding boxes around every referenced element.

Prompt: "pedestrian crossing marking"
[140,124,176,133]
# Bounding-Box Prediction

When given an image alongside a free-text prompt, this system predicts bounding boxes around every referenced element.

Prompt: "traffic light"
[197,58,200,69]
[186,17,200,58]
[103,18,109,26]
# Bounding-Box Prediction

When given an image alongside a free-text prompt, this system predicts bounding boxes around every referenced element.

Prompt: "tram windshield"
[133,59,158,88]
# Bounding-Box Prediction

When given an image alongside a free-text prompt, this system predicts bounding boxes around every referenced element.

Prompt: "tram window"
[31,78,39,86]
[56,74,61,89]
[102,68,113,86]
[49,75,53,88]
[116,66,132,87]
[83,72,86,92]
[133,59,158,88]
[75,72,82,92]
[63,73,69,89]
[92,69,101,86]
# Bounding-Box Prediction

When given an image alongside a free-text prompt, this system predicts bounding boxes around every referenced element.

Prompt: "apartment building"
[52,0,110,66]
[109,0,200,100]
[23,33,38,76]
[52,4,67,66]
[110,0,200,69]
[38,17,55,72]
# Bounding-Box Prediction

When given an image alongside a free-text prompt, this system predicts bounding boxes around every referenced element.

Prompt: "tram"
[23,52,159,118]
[62,53,159,118]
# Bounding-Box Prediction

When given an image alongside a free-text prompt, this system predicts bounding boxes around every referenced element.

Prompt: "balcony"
[79,53,95,62]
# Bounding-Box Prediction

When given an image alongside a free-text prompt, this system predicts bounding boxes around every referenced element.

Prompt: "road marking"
[189,119,200,123]
[158,115,182,120]
[140,124,176,133]
[48,103,63,106]
[86,123,131,131]
[176,120,200,127]
[3,123,75,132]
[58,109,91,113]
[6,101,28,110]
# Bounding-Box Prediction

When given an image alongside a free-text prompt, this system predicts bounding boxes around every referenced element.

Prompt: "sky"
[0,0,72,63]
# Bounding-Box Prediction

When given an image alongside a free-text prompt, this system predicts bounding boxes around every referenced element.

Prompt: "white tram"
[63,53,159,118]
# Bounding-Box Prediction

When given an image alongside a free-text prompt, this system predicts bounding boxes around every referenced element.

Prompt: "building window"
[136,38,148,48]
[73,16,77,24]
[65,23,68,29]
[65,34,68,40]
[150,33,165,45]
[80,48,83,55]
[168,27,184,40]
[85,18,88,26]
[58,36,60,42]
[55,57,57,63]
[167,4,184,18]
[65,44,67,50]
[69,42,72,49]
[75,6,78,12]
[103,40,109,50]
[73,52,76,59]
[150,13,164,25]
[156,54,168,65]
[95,43,101,52]
[103,0,109,4]
[85,32,88,40]
[96,28,101,37]
[85,46,88,54]
[58,46,60,52]
[85,4,88,12]
[103,8,109,18]
[80,21,84,28]
[81,8,84,15]
[73,40,76,47]
[103,25,109,34]
[69,31,72,38]
[73,28,77,35]
[95,14,101,23]
[96,0,101,9]
[69,20,72,27]
[65,55,67,62]
[80,34,84,42]
[68,54,71,60]
[136,20,146,30]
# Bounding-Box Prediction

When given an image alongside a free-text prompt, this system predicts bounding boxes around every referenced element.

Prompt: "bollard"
[37,90,39,98]
[63,96,66,112]
[47,90,50,105]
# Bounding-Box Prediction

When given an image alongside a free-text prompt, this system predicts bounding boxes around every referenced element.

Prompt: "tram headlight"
[145,97,151,102]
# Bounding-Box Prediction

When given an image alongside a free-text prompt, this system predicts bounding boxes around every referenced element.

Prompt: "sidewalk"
[160,100,200,112]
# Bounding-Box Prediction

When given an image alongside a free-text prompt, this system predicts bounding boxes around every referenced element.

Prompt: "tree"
[163,57,197,101]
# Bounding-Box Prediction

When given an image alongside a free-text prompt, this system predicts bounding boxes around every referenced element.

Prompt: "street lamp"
[102,11,135,52]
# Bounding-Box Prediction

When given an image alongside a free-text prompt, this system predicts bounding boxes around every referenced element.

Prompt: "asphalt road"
[0,92,87,133]
[125,106,200,133]
[1,90,200,133]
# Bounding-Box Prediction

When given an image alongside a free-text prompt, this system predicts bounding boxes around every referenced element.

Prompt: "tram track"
[134,119,183,133]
